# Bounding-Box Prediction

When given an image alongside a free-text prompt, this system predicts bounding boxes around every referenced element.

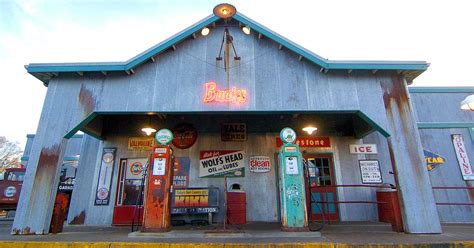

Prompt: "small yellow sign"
[128,137,155,151]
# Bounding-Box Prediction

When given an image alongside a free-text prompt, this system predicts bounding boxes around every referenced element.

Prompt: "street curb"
[0,242,473,248]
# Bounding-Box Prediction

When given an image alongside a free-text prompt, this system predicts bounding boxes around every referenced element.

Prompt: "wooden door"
[304,154,339,222]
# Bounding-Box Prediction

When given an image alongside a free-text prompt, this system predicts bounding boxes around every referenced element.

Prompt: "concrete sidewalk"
[0,220,473,247]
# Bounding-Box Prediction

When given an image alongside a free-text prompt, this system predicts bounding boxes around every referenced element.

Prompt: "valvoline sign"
[424,149,445,171]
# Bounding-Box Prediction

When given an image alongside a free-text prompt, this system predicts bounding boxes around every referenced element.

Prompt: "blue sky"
[1,0,473,148]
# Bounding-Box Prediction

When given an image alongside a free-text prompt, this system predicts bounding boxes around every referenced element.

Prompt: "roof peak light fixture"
[213,3,237,20]
[241,25,251,35]
[460,94,474,111]
[302,126,318,135]
[201,27,210,36]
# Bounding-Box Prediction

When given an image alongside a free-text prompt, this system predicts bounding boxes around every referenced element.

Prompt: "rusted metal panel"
[380,75,441,233]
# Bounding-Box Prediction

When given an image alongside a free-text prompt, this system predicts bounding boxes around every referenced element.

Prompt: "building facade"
[13,5,474,235]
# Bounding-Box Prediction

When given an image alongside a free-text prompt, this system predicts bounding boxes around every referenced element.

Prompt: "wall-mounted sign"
[423,149,445,171]
[221,123,247,141]
[452,134,474,180]
[172,123,197,149]
[171,187,219,214]
[126,158,147,180]
[249,156,271,173]
[95,148,116,206]
[173,157,190,188]
[199,150,245,178]
[203,82,247,105]
[359,160,382,184]
[280,127,297,144]
[276,137,331,148]
[128,137,155,151]
[349,144,378,154]
[155,129,173,145]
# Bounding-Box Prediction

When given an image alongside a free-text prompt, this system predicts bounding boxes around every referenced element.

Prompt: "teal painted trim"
[26,134,35,138]
[356,111,391,137]
[26,63,125,73]
[63,157,80,161]
[233,13,428,72]
[21,156,29,161]
[470,127,474,142]
[409,87,474,93]
[28,133,82,139]
[64,113,102,139]
[417,122,474,129]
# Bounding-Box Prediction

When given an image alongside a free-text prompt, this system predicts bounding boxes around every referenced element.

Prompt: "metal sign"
[452,134,474,180]
[172,123,197,149]
[155,129,173,145]
[221,123,247,141]
[199,150,245,177]
[423,149,445,171]
[276,137,331,148]
[359,160,382,184]
[249,156,271,173]
[280,128,297,144]
[349,144,378,154]
[128,137,155,151]
[173,157,190,188]
[94,148,116,206]
[171,187,219,214]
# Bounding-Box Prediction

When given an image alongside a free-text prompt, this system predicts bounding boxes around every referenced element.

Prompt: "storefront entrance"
[304,154,339,222]
[112,158,147,225]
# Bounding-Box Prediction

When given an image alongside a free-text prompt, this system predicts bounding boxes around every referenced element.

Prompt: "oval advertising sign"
[155,129,173,145]
[4,186,17,198]
[280,127,297,144]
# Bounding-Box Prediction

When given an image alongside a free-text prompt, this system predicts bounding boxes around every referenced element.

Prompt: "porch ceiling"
[65,111,389,140]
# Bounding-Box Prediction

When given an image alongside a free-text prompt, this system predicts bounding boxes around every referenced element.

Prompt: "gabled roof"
[26,11,428,86]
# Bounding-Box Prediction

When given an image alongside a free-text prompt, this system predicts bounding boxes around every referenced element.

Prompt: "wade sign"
[349,144,378,154]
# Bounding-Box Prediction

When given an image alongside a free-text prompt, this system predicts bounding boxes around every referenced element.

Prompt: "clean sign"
[350,144,378,154]
[452,134,474,180]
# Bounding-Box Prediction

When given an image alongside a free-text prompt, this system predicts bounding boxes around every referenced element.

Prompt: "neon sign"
[203,82,247,104]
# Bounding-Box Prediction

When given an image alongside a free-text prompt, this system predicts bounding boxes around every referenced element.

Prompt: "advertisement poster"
[172,124,197,149]
[359,160,382,184]
[128,137,155,151]
[173,157,190,188]
[171,187,219,214]
[199,150,245,178]
[221,123,247,141]
[452,134,474,180]
[94,148,116,206]
[126,158,147,180]
[249,156,271,173]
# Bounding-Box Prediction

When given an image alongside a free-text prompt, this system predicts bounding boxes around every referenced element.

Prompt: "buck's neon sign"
[203,82,248,105]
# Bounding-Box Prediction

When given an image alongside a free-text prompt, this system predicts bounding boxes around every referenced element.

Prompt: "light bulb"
[302,126,318,135]
[201,27,210,36]
[242,26,251,35]
[141,127,157,136]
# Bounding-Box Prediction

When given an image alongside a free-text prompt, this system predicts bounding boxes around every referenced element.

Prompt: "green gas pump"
[278,127,308,231]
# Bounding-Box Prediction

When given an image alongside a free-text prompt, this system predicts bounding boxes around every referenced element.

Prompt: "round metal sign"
[280,127,297,144]
[155,128,174,145]
[4,186,16,198]
[172,123,198,149]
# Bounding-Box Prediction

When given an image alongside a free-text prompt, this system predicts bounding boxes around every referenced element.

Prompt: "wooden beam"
[348,69,352,74]
[51,72,59,77]
[278,44,283,50]
[298,55,303,61]
[77,72,83,76]
[150,56,156,63]
[258,33,263,39]
[323,69,329,74]
[172,45,176,50]
[101,71,107,76]
[192,33,196,39]
[372,69,378,74]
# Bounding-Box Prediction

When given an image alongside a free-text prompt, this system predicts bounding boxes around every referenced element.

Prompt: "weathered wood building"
[13,4,474,235]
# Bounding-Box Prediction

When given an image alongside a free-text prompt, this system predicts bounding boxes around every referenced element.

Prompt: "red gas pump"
[141,144,174,232]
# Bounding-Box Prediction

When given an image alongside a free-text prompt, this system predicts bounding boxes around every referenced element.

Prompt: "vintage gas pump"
[278,127,308,231]
[142,129,175,232]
